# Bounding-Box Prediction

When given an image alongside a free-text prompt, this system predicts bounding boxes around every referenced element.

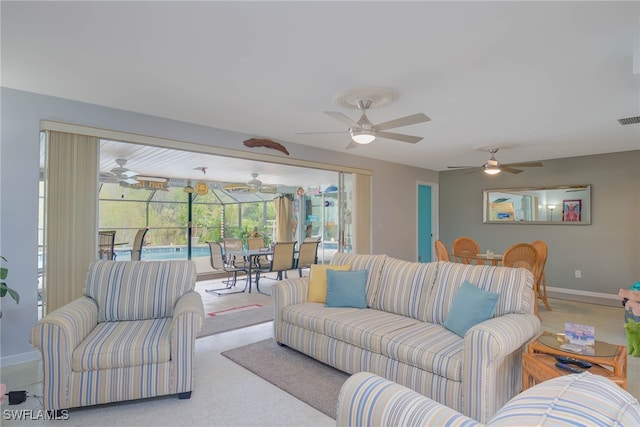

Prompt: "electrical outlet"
[575,270,582,279]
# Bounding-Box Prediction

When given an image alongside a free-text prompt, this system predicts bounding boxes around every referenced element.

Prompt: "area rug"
[197,305,273,338]
[221,338,350,419]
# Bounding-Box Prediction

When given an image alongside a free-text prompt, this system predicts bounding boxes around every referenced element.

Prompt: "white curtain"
[352,173,371,254]
[45,131,99,313]
[274,196,293,243]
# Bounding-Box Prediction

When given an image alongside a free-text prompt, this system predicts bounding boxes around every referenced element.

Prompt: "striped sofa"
[31,260,204,412]
[272,253,541,423]
[337,371,640,426]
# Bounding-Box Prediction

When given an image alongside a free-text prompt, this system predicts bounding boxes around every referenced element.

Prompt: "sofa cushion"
[330,253,387,307]
[283,302,358,335]
[326,269,368,308]
[85,260,197,322]
[488,372,640,426]
[307,264,351,303]
[426,262,534,324]
[324,309,421,354]
[72,318,172,371]
[372,257,438,321]
[443,281,499,337]
[380,322,463,381]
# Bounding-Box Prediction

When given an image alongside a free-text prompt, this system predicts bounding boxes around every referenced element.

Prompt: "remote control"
[555,356,592,369]
[555,362,584,374]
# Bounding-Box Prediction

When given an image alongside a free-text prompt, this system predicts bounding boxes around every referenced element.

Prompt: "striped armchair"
[31,260,204,413]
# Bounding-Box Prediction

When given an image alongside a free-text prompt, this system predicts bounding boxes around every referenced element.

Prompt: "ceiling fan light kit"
[350,129,375,144]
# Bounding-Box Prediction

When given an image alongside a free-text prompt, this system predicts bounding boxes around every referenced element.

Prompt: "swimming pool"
[115,245,211,261]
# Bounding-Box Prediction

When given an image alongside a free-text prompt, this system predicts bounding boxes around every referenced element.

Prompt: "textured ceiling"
[3,1,639,174]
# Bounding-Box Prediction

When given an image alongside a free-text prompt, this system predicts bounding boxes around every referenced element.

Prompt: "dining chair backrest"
[223,238,243,251]
[247,237,264,250]
[451,237,480,264]
[530,240,548,273]
[297,240,320,269]
[502,243,539,276]
[98,230,117,260]
[269,241,297,272]
[207,241,226,271]
[434,239,450,262]
[131,228,149,261]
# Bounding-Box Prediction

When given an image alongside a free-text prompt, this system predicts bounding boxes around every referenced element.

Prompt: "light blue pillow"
[443,281,499,337]
[325,269,368,308]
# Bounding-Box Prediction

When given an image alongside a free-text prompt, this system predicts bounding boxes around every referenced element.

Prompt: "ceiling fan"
[223,173,276,193]
[447,148,543,175]
[298,99,431,149]
[108,158,168,184]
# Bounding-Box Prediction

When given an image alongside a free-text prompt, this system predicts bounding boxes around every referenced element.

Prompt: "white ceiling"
[3,1,639,176]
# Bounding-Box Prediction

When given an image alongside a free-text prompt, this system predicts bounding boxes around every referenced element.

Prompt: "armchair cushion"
[72,318,171,371]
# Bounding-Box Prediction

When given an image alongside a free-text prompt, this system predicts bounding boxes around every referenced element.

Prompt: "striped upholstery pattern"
[30,260,204,411]
[337,372,640,427]
[337,372,479,427]
[426,261,534,324]
[329,253,387,307]
[373,257,438,321]
[272,254,541,423]
[85,260,197,322]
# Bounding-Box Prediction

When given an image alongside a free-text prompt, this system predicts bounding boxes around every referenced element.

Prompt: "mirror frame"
[483,185,591,225]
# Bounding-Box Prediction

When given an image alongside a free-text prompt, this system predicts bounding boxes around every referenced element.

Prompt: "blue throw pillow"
[325,269,368,308]
[443,281,500,337]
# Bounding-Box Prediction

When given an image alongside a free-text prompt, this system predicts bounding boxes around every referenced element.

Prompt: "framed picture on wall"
[562,199,582,222]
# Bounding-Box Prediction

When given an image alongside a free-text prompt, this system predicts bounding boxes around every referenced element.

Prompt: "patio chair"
[296,239,320,277]
[98,230,117,260]
[254,241,296,295]
[131,228,149,261]
[205,241,248,295]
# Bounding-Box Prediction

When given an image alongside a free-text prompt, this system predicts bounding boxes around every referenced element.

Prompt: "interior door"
[418,184,433,263]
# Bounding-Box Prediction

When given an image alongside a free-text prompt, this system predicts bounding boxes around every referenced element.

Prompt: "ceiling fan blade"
[447,166,475,169]
[137,176,167,183]
[121,170,138,178]
[324,111,360,128]
[500,166,523,174]
[345,140,359,150]
[375,131,423,144]
[294,130,349,135]
[123,177,139,184]
[374,113,431,131]
[502,162,543,168]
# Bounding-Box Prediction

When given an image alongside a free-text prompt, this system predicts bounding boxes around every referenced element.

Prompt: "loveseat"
[337,371,640,426]
[31,260,204,412]
[272,253,541,422]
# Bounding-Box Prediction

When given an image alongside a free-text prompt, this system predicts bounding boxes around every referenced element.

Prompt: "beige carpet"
[221,338,350,419]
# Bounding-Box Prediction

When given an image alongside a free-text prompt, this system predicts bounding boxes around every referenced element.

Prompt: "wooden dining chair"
[434,240,450,261]
[502,243,540,316]
[254,241,296,295]
[451,237,481,264]
[531,240,551,311]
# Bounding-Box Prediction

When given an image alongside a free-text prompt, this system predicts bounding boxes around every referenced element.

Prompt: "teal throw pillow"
[443,281,499,337]
[325,269,368,308]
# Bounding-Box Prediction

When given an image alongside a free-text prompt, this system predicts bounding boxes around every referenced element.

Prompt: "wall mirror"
[483,185,591,225]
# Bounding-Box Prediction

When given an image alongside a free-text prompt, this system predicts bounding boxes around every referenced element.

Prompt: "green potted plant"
[0,256,19,304]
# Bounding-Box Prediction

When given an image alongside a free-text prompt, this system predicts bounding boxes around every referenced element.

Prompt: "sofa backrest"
[85,260,197,322]
[330,253,387,307]
[425,261,534,325]
[372,257,439,321]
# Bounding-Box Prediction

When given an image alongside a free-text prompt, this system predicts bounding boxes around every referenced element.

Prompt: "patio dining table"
[225,248,273,293]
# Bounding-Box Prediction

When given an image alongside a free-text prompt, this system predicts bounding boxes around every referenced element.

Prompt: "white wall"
[439,150,640,301]
[0,88,439,361]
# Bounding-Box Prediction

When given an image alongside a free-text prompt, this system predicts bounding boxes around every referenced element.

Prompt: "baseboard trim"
[1,349,40,367]
[547,286,621,307]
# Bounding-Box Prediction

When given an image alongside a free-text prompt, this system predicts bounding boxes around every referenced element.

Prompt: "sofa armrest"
[271,277,309,342]
[30,296,98,410]
[170,290,204,394]
[463,313,541,423]
[337,372,481,427]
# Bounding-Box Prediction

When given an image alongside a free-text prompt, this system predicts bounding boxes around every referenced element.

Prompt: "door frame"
[416,181,439,262]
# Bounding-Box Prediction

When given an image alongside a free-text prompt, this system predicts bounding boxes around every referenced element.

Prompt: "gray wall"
[0,88,438,361]
[440,151,640,298]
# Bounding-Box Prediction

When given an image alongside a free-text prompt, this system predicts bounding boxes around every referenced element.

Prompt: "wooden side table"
[523,333,627,390]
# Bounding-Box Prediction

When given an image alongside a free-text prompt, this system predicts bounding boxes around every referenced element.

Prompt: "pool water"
[115,245,211,261]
